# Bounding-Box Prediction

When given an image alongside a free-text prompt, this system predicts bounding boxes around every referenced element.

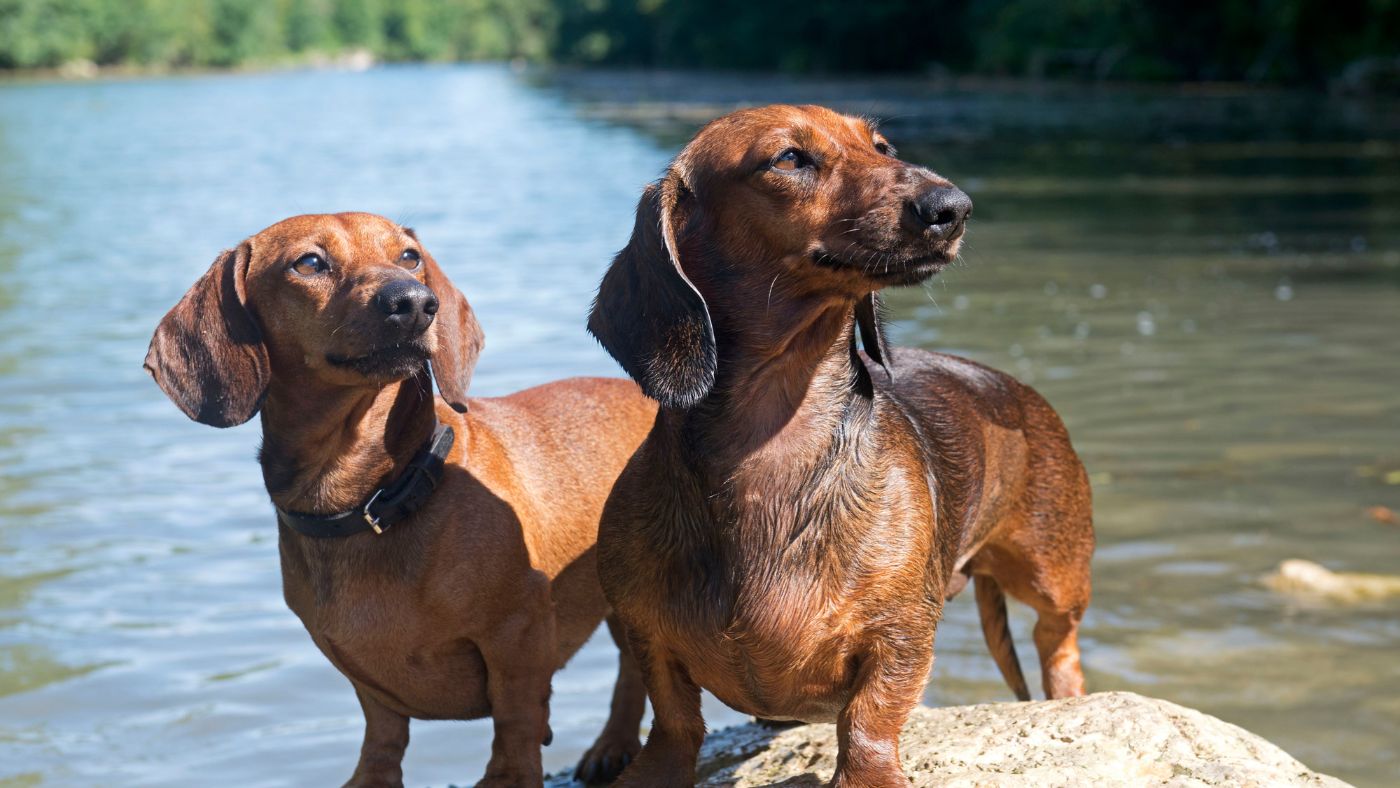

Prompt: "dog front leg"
[476,575,557,788]
[831,630,935,788]
[612,633,703,788]
[344,688,410,788]
[574,614,646,783]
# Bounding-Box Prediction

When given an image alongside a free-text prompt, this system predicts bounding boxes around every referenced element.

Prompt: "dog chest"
[645,528,931,722]
[310,615,492,720]
[281,565,493,720]
[679,567,930,722]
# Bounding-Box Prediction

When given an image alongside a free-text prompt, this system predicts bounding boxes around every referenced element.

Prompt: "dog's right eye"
[771,149,813,172]
[290,253,328,276]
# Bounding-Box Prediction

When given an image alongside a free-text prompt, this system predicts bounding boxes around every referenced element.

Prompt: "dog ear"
[144,242,270,427]
[855,290,893,380]
[421,254,484,414]
[587,169,716,409]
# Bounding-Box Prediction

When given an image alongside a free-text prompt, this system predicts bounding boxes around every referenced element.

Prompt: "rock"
[1333,56,1400,95]
[1263,559,1400,603]
[546,692,1347,787]
[57,59,98,79]
[340,48,376,72]
[1365,505,1398,525]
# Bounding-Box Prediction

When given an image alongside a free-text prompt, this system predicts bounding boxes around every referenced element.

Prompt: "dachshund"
[587,105,1094,787]
[145,213,655,787]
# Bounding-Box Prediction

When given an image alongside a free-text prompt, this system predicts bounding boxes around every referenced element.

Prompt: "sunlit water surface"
[1,65,1397,786]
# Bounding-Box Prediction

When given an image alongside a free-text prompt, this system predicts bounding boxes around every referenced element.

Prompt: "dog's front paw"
[474,772,541,788]
[831,764,910,788]
[606,754,694,788]
[342,773,403,788]
[573,732,641,784]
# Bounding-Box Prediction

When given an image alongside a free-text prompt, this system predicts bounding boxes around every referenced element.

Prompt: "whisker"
[923,281,940,308]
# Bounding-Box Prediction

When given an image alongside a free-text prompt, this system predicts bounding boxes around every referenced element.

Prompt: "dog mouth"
[326,340,431,379]
[813,242,959,285]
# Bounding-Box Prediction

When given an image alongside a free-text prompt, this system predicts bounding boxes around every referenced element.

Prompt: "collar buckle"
[363,488,385,535]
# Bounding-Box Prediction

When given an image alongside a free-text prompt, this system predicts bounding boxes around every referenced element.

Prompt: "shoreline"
[0,48,384,86]
[3,57,1386,101]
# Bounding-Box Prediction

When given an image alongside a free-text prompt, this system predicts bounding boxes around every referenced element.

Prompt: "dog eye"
[874,140,896,156]
[398,249,422,270]
[771,149,812,171]
[290,253,328,276]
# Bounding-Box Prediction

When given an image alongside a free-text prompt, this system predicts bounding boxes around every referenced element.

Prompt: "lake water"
[1,65,1397,787]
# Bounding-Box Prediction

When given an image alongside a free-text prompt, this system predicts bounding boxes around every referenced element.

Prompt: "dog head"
[589,104,969,408]
[145,212,483,427]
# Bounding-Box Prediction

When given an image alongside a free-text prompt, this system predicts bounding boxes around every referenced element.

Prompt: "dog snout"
[909,186,973,240]
[374,278,439,335]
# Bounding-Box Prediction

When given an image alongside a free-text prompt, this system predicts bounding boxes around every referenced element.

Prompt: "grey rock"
[546,691,1348,787]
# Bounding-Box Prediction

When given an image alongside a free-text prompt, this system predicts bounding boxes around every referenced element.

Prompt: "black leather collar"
[276,423,455,538]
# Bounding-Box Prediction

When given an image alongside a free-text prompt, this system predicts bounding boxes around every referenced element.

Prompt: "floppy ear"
[144,242,270,427]
[855,290,893,380]
[421,254,484,414]
[587,170,716,409]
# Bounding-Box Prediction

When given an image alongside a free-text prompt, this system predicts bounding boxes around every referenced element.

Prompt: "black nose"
[374,278,439,335]
[910,186,973,239]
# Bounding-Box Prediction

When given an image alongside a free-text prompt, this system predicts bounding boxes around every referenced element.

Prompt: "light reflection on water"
[1,65,1397,786]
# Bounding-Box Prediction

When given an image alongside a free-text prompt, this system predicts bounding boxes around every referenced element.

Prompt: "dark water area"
[1,65,1397,786]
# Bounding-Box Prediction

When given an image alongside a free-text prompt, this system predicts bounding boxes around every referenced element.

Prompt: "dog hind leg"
[974,575,1031,701]
[1033,605,1087,699]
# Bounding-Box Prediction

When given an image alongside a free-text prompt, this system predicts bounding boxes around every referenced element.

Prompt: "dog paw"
[473,774,541,788]
[342,774,404,788]
[474,758,545,788]
[572,734,641,784]
[831,767,910,788]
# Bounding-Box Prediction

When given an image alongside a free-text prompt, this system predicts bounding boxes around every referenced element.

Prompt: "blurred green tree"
[207,0,284,66]
[285,0,336,53]
[332,0,380,51]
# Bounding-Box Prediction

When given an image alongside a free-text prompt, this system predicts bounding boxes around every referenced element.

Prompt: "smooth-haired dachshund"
[588,105,1095,787]
[146,213,654,787]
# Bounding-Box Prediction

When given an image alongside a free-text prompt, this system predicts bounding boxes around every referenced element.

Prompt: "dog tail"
[975,575,1031,701]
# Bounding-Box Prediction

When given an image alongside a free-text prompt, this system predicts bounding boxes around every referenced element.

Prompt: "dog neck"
[257,369,439,515]
[682,278,873,470]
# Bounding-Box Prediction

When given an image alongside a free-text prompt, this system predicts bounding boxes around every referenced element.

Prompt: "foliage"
[552,0,973,73]
[0,0,1396,85]
[553,0,1400,84]
[0,0,554,69]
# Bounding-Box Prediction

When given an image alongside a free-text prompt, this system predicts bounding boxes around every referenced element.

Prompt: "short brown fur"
[588,106,1094,787]
[146,213,655,787]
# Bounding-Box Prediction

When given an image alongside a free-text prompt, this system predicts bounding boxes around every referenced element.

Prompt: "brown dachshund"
[145,213,656,787]
[587,105,1095,787]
